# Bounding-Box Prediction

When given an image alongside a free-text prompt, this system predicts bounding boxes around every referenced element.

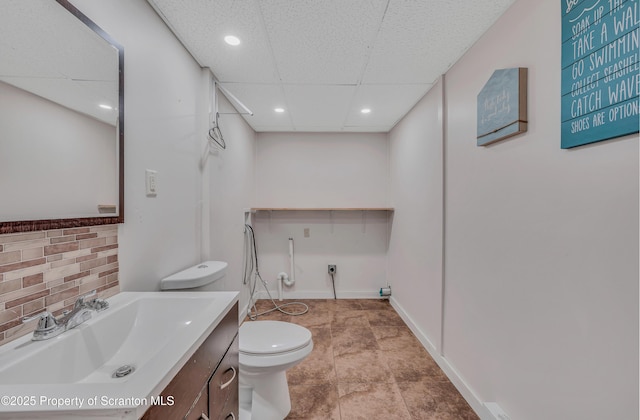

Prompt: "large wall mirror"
[0,0,124,234]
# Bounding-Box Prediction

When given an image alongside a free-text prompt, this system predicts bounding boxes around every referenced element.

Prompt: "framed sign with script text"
[561,0,639,149]
[477,68,528,146]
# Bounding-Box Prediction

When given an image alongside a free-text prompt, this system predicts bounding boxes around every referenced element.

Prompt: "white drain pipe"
[286,238,295,287]
[275,238,296,301]
[276,272,289,301]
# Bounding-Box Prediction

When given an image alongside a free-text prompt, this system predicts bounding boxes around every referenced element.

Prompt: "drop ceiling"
[147,0,516,132]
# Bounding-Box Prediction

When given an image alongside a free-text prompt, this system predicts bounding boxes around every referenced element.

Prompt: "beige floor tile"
[287,328,336,386]
[331,326,379,356]
[252,299,480,419]
[338,382,411,420]
[366,309,407,327]
[289,310,332,328]
[334,349,394,383]
[397,380,471,420]
[382,348,449,382]
[331,310,371,329]
[288,299,330,311]
[286,383,340,419]
[372,326,422,351]
[287,356,337,386]
[325,299,363,311]
[307,326,332,351]
[358,299,394,311]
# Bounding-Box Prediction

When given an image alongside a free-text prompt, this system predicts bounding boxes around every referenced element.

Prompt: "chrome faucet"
[22,290,109,341]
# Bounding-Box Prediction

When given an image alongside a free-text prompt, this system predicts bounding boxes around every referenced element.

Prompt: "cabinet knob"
[199,414,210,420]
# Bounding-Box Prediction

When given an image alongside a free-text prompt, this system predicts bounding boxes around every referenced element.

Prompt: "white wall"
[207,92,256,313]
[252,210,389,298]
[389,0,639,419]
[388,79,444,351]
[252,132,390,298]
[255,132,388,207]
[0,81,117,221]
[73,0,210,290]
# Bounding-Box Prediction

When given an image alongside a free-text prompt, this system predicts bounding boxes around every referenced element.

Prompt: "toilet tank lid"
[160,261,228,290]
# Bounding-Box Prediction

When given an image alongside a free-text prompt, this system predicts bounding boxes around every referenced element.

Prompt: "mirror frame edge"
[0,0,125,235]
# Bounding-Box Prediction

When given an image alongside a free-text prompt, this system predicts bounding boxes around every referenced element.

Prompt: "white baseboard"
[389,296,493,420]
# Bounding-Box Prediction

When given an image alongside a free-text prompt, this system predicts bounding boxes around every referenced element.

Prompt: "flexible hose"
[244,224,308,320]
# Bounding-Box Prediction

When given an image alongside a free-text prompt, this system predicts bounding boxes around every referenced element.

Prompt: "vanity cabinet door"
[209,334,239,420]
[218,384,239,420]
[185,388,208,420]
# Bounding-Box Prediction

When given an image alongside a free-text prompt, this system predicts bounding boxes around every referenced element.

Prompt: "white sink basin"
[0,291,238,419]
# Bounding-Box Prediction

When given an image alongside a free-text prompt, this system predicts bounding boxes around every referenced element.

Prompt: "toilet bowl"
[159,262,313,420]
[239,320,313,420]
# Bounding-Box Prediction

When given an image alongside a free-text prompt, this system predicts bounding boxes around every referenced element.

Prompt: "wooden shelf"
[250,207,394,212]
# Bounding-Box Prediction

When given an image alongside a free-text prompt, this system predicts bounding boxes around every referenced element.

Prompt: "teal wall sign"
[477,68,528,146]
[561,0,639,149]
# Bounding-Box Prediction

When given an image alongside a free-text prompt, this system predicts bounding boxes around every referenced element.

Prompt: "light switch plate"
[145,169,157,197]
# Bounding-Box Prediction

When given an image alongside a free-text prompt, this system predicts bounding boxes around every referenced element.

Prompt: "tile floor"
[246,299,479,420]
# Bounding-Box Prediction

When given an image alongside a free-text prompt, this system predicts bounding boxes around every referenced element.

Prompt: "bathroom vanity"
[142,302,238,420]
[0,292,238,419]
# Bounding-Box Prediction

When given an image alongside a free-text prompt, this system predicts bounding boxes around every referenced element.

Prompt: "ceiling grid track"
[253,0,296,130]
[341,0,391,130]
[145,0,518,132]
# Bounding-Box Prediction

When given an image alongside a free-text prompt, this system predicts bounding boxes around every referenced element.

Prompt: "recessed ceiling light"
[99,104,113,110]
[224,35,241,46]
[361,108,371,114]
[274,107,285,113]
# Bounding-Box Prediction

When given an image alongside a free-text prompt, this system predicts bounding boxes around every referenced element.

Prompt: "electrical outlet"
[328,265,336,274]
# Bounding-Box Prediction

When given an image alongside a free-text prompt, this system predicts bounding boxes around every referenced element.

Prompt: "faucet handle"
[22,311,58,332]
[74,290,97,308]
[86,298,109,312]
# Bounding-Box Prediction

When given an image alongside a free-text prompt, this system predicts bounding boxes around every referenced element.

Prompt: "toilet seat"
[239,321,312,356]
[238,321,314,419]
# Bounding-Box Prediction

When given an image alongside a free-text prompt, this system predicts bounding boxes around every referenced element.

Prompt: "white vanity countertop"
[0,291,239,419]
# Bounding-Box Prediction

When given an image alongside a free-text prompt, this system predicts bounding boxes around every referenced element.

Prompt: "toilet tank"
[160,261,228,291]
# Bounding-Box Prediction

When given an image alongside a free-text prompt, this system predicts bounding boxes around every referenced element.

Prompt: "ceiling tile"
[363,0,516,84]
[259,0,388,84]
[345,84,433,129]
[283,85,357,129]
[218,83,293,130]
[148,0,279,83]
[146,0,517,132]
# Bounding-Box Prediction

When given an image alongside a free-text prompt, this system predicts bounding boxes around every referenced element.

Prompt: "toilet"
[160,261,314,420]
[239,320,313,420]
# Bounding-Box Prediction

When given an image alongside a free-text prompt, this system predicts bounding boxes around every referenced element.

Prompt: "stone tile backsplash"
[0,225,119,346]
